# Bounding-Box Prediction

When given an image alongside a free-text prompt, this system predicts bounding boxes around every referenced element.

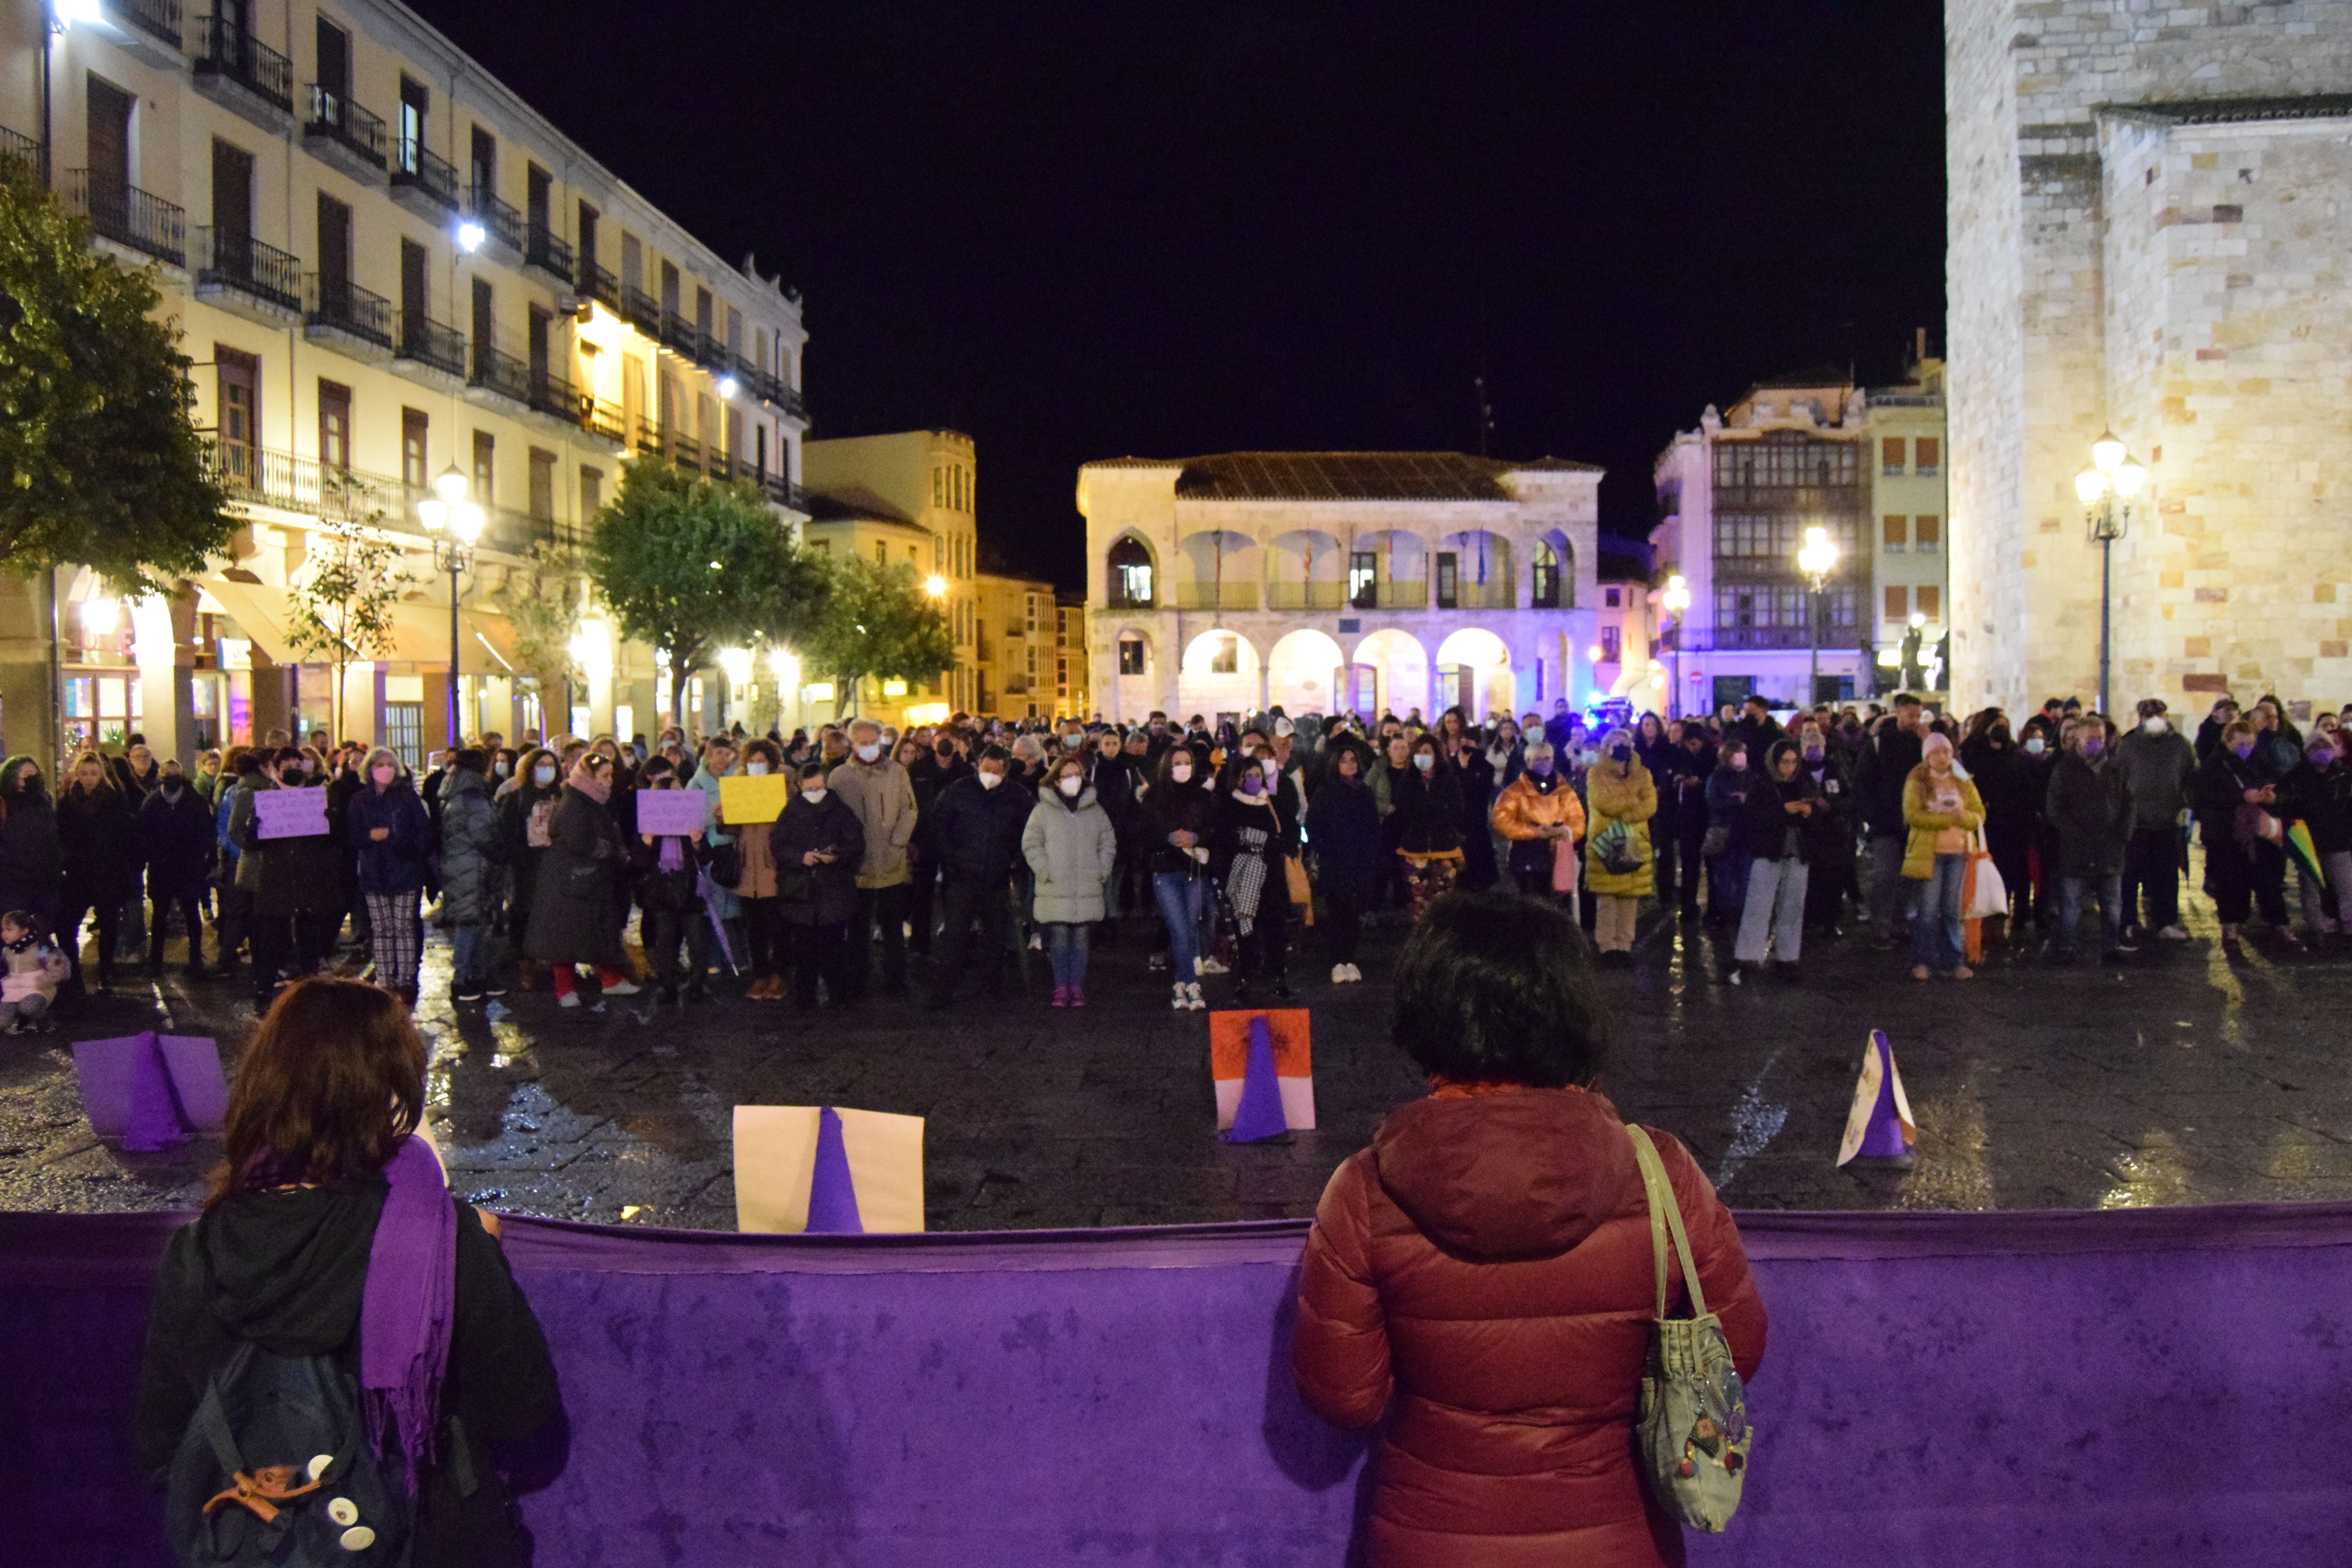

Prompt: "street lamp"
[1796,524,1841,706]
[417,464,485,748]
[924,574,948,600]
[2075,430,2147,715]
[1660,573,1690,718]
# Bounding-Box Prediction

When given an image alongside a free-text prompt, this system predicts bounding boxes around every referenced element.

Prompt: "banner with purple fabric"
[5,1203,2350,1564]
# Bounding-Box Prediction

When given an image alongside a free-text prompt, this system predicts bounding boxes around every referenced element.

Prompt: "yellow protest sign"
[718,772,789,824]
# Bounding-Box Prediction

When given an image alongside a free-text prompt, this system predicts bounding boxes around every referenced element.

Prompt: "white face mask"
[2024,737,2047,755]
[1169,763,1192,784]
[745,761,769,776]
[494,759,509,777]
[2143,717,2169,735]
[855,743,882,763]
[977,770,1004,791]
[1412,753,1435,773]
[1260,758,1278,778]
[1057,776,1083,798]
[801,787,827,804]
[533,765,557,785]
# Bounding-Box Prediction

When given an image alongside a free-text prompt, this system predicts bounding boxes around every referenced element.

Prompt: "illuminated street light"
[420,470,486,746]
[718,647,754,686]
[1796,524,1841,702]
[80,596,120,635]
[716,375,739,401]
[456,220,486,253]
[924,574,948,599]
[2077,434,2148,713]
[1660,573,1690,717]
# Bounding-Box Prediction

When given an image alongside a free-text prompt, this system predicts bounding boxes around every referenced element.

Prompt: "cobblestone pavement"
[4,893,2349,1230]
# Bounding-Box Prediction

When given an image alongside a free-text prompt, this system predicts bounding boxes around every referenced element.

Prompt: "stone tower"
[1947,1,2352,713]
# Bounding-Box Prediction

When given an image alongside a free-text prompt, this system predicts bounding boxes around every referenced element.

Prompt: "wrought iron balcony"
[526,365,577,422]
[761,473,808,512]
[466,342,530,404]
[579,396,624,445]
[304,274,393,350]
[194,16,293,116]
[196,228,302,316]
[394,312,466,379]
[303,84,386,173]
[206,440,401,523]
[390,137,458,211]
[523,221,573,284]
[659,309,698,356]
[0,124,39,174]
[579,259,619,309]
[467,182,522,254]
[107,0,182,49]
[619,283,660,334]
[64,170,185,267]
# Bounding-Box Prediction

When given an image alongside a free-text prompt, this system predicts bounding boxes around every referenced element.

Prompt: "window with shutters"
[1884,585,1908,623]
[1917,585,1941,619]
[472,430,494,505]
[1914,437,1940,476]
[1914,515,1940,552]
[401,408,428,489]
[528,448,555,522]
[1881,437,1905,476]
[1882,514,1907,551]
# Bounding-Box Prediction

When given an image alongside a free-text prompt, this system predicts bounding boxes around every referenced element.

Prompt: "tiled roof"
[2111,94,2352,126]
[1083,451,1601,500]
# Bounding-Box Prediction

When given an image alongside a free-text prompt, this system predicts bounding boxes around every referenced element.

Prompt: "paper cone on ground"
[155,1036,229,1132]
[1836,1029,1917,1167]
[733,1105,924,1233]
[1210,1009,1314,1135]
[1223,1018,1289,1143]
[73,1032,223,1151]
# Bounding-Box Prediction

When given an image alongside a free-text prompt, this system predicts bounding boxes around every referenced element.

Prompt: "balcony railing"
[208,440,401,523]
[1267,582,1346,611]
[0,124,39,174]
[1704,625,1858,651]
[526,365,577,422]
[1347,581,1427,611]
[195,17,293,113]
[1435,581,1515,612]
[619,283,661,334]
[108,0,182,47]
[64,170,185,267]
[196,228,302,313]
[395,313,466,378]
[1173,583,1259,612]
[524,222,573,282]
[390,137,458,209]
[304,274,392,348]
[660,309,698,356]
[762,474,808,512]
[304,84,387,169]
[579,396,624,445]
[468,182,522,252]
[579,260,619,309]
[467,342,530,404]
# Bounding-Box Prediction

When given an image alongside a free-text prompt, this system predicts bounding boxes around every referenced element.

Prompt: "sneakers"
[1069,986,1087,1008]
[1196,955,1228,975]
[485,982,508,996]
[1183,981,1206,1011]
[1171,983,1190,1011]
[603,979,642,996]
[557,991,582,1009]
[1029,933,1045,951]
[1344,962,1362,983]
[1149,952,1167,972]
[454,984,485,1002]
[1910,964,1932,982]
[1051,985,1069,1008]
[1331,963,1349,984]
[2158,925,2190,942]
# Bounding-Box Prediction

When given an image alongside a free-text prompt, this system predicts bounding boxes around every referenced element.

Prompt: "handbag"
[1700,825,1730,860]
[707,835,744,890]
[1963,830,2007,921]
[1626,1124,1751,1533]
[1592,820,1644,877]
[1551,833,1579,894]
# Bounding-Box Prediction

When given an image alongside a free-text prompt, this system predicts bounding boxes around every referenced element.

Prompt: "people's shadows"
[1261,1257,1378,1566]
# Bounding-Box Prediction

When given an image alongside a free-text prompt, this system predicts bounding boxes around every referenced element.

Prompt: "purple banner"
[251,786,328,839]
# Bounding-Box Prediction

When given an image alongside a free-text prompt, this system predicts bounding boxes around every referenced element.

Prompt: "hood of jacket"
[194,1182,390,1356]
[442,766,494,804]
[1372,1087,1637,1263]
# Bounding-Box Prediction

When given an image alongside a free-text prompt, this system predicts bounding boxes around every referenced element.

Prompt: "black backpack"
[165,1343,413,1568]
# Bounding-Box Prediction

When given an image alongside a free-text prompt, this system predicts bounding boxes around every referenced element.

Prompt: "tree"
[804,555,956,720]
[494,539,583,726]
[584,456,830,727]
[285,505,414,742]
[0,160,233,593]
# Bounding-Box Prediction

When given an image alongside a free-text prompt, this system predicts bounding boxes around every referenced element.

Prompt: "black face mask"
[1610,745,1632,763]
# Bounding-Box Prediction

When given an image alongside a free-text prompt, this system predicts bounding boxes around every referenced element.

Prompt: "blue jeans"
[1153,872,1205,980]
[451,924,486,987]
[1045,922,1091,989]
[1910,853,1967,971]
[2057,872,2124,955]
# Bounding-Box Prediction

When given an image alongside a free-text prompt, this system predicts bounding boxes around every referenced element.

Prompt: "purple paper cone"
[124,1034,191,1153]
[804,1107,864,1233]
[1855,1031,1911,1160]
[1223,1018,1288,1143]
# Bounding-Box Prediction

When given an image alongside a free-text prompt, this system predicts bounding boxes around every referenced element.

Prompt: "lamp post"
[1796,524,1841,707]
[416,463,485,750]
[1660,573,1690,718]
[2075,431,2147,717]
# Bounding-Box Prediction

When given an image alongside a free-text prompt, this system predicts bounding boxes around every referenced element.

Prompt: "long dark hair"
[207,978,425,1206]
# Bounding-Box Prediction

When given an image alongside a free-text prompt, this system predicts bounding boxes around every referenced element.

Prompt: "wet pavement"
[4,886,2350,1230]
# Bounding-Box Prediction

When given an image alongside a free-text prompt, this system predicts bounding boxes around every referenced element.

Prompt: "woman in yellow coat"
[1582,727,1656,962]
[1902,730,1985,980]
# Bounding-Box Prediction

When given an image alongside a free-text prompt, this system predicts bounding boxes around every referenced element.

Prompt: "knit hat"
[1922,731,1954,761]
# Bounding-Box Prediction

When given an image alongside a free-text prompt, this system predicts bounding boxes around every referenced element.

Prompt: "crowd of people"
[0,684,2347,1025]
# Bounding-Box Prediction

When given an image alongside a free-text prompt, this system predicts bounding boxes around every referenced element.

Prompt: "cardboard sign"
[252,786,330,839]
[1837,1029,1918,1167]
[636,789,710,837]
[717,773,789,825]
[733,1105,925,1234]
[1209,1009,1315,1132]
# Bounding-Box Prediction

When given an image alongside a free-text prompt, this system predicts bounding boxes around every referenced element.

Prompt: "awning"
[197,577,302,664]
[464,610,523,675]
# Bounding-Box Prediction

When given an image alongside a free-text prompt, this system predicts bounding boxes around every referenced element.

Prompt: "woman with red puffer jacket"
[1292,890,1766,1566]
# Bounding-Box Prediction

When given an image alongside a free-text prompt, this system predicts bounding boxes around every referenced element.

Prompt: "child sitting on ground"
[1,911,71,1034]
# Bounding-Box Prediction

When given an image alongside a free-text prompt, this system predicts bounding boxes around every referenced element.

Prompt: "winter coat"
[2114,725,2198,831]
[1140,778,1218,876]
[2194,748,2276,848]
[1306,776,1385,900]
[1900,766,1985,879]
[347,779,434,896]
[1452,750,1500,888]
[1,936,70,1004]
[436,769,501,927]
[926,774,1034,885]
[2286,759,2352,855]
[0,780,64,914]
[523,787,627,965]
[1857,722,1925,838]
[56,784,138,903]
[239,784,343,920]
[1960,737,2039,846]
[625,798,705,915]
[1740,766,1828,864]
[1089,752,1144,842]
[2043,750,2135,877]
[1022,785,1119,924]
[132,1178,559,1568]
[1702,765,1751,850]
[1491,771,1587,881]
[1582,761,1656,898]
[1291,1085,1766,1568]
[827,757,918,889]
[138,785,217,901]
[1388,766,1465,856]
[721,775,788,900]
[770,790,866,926]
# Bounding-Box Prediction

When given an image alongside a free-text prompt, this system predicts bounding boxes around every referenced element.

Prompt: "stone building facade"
[1947,1,2352,713]
[1079,452,1603,726]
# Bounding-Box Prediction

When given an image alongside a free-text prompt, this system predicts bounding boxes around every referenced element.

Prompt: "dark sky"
[408,2,1946,591]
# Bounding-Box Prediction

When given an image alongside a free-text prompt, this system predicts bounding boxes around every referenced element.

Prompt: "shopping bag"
[1963,833,2007,920]
[1551,834,1579,894]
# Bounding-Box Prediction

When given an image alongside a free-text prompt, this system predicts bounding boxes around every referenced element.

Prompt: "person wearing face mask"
[764,761,864,1008]
[920,746,1032,1008]
[1959,710,2038,940]
[0,756,64,937]
[1390,735,1465,921]
[137,760,216,980]
[1447,731,1499,891]
[2114,698,2198,942]
[2196,717,2297,955]
[2282,730,2352,944]
[1022,756,1119,1008]
[55,752,138,994]
[234,748,344,1009]
[345,749,433,996]
[1790,722,1857,938]
[497,748,565,989]
[624,757,711,1006]
[1492,739,1587,905]
[724,739,792,1000]
[1901,731,1985,980]
[2043,715,2136,964]
[1854,698,1927,944]
[1085,730,1143,942]
[1731,740,1827,981]
[1665,726,1717,917]
[1214,746,1300,1002]
[523,753,642,1007]
[1141,744,1218,1007]
[1582,728,1656,964]
[904,735,959,961]
[826,719,919,1001]
[1307,740,1384,984]
[1702,740,1755,932]
[437,749,506,1003]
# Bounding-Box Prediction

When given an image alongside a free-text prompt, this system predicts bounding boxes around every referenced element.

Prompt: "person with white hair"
[828,717,918,1000]
[1581,728,1655,964]
[1491,739,1584,901]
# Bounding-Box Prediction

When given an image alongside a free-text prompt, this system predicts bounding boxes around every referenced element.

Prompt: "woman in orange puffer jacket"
[1292,891,1766,1567]
[1490,739,1587,898]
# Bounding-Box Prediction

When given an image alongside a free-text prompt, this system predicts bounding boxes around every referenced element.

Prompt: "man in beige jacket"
[829,718,918,998]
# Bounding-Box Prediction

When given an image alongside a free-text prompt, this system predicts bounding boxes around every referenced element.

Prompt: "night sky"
[408,2,1945,591]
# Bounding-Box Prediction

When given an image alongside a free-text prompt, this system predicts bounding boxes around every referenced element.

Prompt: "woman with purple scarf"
[134,979,558,1564]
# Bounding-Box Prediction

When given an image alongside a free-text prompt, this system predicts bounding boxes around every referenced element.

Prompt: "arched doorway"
[1350,628,1426,720]
[1435,627,1515,722]
[1532,530,1575,609]
[1266,628,1346,714]
[1178,628,1260,720]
